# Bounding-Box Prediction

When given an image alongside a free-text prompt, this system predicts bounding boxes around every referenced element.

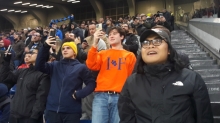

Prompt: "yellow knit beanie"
[62,42,78,55]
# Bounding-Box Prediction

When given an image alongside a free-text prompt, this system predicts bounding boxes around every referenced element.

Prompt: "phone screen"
[50,29,56,37]
[96,24,102,30]
[7,45,12,52]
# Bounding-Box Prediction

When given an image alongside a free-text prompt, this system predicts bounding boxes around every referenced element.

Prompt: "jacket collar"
[61,58,80,65]
[143,62,173,77]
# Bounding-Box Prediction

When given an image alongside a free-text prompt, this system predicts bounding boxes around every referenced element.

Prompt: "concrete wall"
[127,0,135,16]
[136,0,174,15]
[19,14,39,29]
[188,18,220,52]
[136,0,165,15]
[0,8,70,30]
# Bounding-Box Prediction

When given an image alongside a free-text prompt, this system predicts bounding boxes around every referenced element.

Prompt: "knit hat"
[62,42,77,55]
[3,39,11,48]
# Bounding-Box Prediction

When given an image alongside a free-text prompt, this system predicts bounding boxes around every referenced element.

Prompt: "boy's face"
[62,46,76,59]
[24,53,31,64]
[28,49,38,64]
[108,29,124,46]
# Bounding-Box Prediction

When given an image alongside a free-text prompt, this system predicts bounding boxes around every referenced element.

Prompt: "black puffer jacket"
[118,63,213,123]
[0,62,50,120]
[124,33,139,56]
[68,19,84,41]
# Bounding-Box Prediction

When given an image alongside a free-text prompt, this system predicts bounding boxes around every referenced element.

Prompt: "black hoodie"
[68,20,84,41]
[124,33,139,56]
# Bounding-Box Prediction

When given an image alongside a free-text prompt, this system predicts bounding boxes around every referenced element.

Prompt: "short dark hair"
[89,22,96,26]
[108,27,126,42]
[122,23,130,29]
[26,47,39,55]
[62,37,74,44]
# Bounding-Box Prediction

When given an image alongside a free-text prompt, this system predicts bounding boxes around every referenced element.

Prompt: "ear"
[120,35,124,41]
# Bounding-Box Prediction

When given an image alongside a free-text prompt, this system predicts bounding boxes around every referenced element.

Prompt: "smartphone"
[50,29,56,44]
[7,45,12,52]
[5,45,12,57]
[50,29,56,37]
[96,24,102,31]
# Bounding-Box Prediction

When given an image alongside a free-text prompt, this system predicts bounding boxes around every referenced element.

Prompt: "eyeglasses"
[141,38,163,48]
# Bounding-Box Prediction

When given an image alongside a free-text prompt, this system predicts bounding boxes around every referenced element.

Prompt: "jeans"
[92,93,120,123]
[46,110,81,123]
[0,103,10,123]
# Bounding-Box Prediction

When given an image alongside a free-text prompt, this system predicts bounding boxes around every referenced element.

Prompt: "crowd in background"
[0,8,213,123]
[0,9,174,69]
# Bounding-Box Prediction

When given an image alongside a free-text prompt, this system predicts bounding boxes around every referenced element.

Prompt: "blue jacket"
[56,29,63,40]
[35,44,96,113]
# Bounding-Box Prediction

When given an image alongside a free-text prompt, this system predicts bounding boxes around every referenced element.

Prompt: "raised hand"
[45,36,56,47]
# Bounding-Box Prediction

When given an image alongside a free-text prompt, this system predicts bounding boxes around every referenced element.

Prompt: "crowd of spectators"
[0,8,213,123]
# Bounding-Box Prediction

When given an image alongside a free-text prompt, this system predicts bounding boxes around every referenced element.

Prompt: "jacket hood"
[61,58,80,65]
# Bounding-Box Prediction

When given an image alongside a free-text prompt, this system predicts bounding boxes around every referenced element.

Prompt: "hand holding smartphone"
[96,24,102,31]
[49,29,56,45]
[50,29,56,38]
[46,36,56,46]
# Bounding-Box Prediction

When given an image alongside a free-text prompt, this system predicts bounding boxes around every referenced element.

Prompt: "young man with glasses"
[86,27,136,123]
[0,48,50,123]
[25,32,43,53]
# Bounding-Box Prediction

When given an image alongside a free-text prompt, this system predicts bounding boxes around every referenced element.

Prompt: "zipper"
[161,68,171,94]
[57,76,65,113]
[161,85,165,94]
[57,60,70,113]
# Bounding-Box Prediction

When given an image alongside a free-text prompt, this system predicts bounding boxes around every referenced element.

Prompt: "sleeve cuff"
[74,92,79,99]
[43,42,51,48]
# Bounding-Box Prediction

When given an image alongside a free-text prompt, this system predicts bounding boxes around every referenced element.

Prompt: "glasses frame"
[26,52,38,56]
[141,38,164,49]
